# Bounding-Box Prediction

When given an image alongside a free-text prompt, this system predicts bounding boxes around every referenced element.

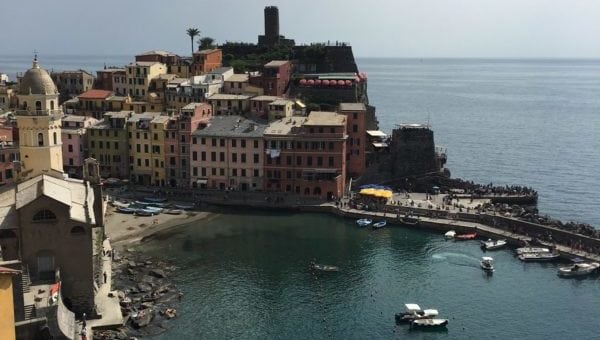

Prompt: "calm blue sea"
[2,56,599,226]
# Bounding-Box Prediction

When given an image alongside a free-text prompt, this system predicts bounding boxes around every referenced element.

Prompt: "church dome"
[18,59,58,95]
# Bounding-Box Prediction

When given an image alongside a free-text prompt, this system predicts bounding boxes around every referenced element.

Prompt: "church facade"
[0,57,103,315]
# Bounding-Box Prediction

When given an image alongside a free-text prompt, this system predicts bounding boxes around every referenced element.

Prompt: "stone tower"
[263,6,280,46]
[15,56,64,181]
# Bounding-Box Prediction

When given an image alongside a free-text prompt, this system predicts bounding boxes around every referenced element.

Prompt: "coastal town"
[1,5,600,340]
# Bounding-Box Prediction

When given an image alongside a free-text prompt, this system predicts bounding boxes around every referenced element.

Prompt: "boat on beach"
[144,197,168,203]
[480,256,495,272]
[134,209,154,216]
[372,220,387,229]
[395,304,439,323]
[557,262,600,277]
[164,209,183,215]
[356,218,372,227]
[116,207,135,214]
[143,206,163,214]
[516,247,550,255]
[518,252,560,262]
[481,239,507,250]
[454,233,477,241]
[174,203,194,210]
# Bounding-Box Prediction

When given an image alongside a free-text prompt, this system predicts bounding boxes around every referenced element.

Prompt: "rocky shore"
[94,249,182,339]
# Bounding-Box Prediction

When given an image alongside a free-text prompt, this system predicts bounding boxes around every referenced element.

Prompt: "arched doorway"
[35,101,42,111]
[0,229,19,261]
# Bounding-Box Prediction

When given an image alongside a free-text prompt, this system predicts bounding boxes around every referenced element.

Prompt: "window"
[232,153,237,163]
[170,157,176,165]
[307,156,313,166]
[145,159,149,167]
[201,167,206,176]
[38,133,44,146]
[68,144,73,152]
[317,157,323,166]
[192,151,197,161]
[241,154,246,163]
[232,139,237,147]
[241,169,246,177]
[220,168,225,176]
[33,209,57,222]
[211,152,216,161]
[136,144,141,152]
[329,157,334,167]
[286,156,292,165]
[253,169,259,177]
[114,142,119,149]
[353,124,358,133]
[201,138,206,145]
[329,142,334,150]
[232,169,237,176]
[212,138,216,146]
[296,156,301,166]
[211,168,216,175]
[241,140,246,148]
[219,152,225,162]
[253,154,259,163]
[220,139,225,147]
[66,226,85,236]
[254,140,259,148]
[201,151,206,161]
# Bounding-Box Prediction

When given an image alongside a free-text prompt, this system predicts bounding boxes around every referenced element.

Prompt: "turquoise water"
[142,212,600,339]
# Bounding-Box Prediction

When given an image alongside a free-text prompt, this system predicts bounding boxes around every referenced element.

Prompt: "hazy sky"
[1,0,600,58]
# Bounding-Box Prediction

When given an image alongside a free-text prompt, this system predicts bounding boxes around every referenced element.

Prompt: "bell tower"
[15,56,64,180]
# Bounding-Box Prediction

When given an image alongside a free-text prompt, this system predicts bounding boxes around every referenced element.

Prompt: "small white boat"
[143,206,163,214]
[144,197,168,203]
[311,263,339,272]
[481,239,507,251]
[116,207,135,214]
[164,209,183,215]
[558,262,600,277]
[410,318,448,328]
[134,209,154,216]
[480,256,495,272]
[395,304,439,323]
[356,218,372,227]
[516,247,550,255]
[518,252,560,262]
[444,230,456,239]
[372,220,387,229]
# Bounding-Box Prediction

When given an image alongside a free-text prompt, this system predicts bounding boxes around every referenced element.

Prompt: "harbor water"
[140,211,600,339]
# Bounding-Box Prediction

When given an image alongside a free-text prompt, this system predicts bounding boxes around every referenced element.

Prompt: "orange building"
[192,49,222,75]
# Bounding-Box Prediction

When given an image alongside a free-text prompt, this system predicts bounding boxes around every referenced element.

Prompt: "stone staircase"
[23,304,36,320]
[21,265,31,293]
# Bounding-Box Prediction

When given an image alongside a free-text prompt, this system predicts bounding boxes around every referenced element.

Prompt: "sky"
[1,0,600,58]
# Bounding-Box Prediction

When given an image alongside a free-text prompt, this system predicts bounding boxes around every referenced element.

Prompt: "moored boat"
[518,252,560,262]
[558,262,600,277]
[516,247,550,255]
[400,216,419,226]
[356,218,372,227]
[143,206,163,214]
[480,256,495,272]
[395,304,439,323]
[454,233,477,241]
[444,230,456,239]
[372,220,387,229]
[174,203,194,210]
[144,197,168,203]
[480,239,507,251]
[164,209,183,215]
[134,209,154,216]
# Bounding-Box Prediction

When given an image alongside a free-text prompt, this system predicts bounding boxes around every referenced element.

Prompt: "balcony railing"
[15,109,64,118]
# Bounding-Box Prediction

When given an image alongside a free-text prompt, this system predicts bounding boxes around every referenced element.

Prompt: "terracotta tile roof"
[78,89,112,100]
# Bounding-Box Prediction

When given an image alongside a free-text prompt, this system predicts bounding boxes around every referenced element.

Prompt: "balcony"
[15,109,63,119]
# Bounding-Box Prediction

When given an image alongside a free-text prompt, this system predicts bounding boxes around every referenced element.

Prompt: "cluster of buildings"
[0,45,382,202]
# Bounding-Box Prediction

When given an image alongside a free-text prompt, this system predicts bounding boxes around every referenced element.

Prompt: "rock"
[141,275,155,284]
[137,282,152,293]
[145,261,153,265]
[128,261,137,268]
[150,269,167,279]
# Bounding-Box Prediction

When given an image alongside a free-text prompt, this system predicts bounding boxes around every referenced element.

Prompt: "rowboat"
[372,220,387,229]
[134,209,154,216]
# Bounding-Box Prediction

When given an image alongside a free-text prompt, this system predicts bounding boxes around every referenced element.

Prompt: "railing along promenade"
[121,186,600,262]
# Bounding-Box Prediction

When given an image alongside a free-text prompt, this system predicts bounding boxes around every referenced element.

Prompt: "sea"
[2,56,599,339]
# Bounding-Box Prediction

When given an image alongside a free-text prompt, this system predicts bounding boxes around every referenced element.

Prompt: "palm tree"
[186,28,200,54]
[198,37,216,50]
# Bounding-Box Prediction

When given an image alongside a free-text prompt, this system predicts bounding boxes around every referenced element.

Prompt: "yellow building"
[15,57,64,181]
[0,266,19,340]
[126,61,167,100]
[127,112,166,185]
[268,99,294,121]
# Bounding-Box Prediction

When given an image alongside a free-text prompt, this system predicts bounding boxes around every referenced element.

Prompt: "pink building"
[61,115,98,178]
[164,102,212,187]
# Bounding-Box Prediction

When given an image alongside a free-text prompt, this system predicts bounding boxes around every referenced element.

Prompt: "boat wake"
[432,252,480,268]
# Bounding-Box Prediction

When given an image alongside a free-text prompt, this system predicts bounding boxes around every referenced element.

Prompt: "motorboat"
[356,218,373,227]
[558,262,600,277]
[480,239,507,251]
[395,304,439,323]
[516,247,550,255]
[444,230,456,239]
[400,216,419,226]
[410,318,448,328]
[454,233,477,241]
[311,263,339,272]
[518,252,560,262]
[116,207,135,214]
[480,256,495,272]
[372,220,387,229]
